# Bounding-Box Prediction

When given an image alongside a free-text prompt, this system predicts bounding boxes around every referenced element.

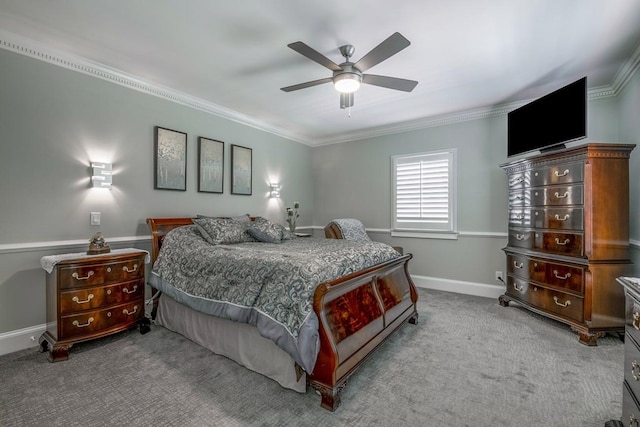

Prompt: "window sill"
[390,230,458,240]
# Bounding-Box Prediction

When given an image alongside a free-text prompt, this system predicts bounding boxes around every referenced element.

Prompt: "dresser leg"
[577,331,605,346]
[498,294,511,307]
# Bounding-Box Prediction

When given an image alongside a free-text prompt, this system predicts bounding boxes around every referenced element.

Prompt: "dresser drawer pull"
[513,283,525,293]
[555,238,570,246]
[554,191,569,199]
[72,271,94,281]
[122,285,138,294]
[513,261,523,269]
[123,264,138,273]
[72,294,94,304]
[515,234,526,241]
[123,306,138,316]
[72,317,94,328]
[515,213,525,220]
[555,169,569,177]
[632,360,640,381]
[515,195,524,200]
[554,214,570,221]
[633,312,640,330]
[553,270,571,280]
[553,296,571,307]
[511,177,524,185]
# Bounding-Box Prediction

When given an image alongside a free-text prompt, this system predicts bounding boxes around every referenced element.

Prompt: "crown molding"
[1,29,637,148]
[610,40,640,94]
[0,30,315,146]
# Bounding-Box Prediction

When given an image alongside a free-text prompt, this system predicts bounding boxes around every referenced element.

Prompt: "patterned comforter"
[149,225,401,372]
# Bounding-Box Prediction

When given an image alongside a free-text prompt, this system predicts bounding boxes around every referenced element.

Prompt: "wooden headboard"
[146,217,195,263]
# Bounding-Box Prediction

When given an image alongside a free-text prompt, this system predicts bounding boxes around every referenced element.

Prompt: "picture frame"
[197,137,224,193]
[230,144,252,195]
[154,126,187,191]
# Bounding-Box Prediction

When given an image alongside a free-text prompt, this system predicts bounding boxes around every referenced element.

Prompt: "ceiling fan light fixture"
[333,73,362,93]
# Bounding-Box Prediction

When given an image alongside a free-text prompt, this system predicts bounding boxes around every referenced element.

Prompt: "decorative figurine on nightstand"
[87,232,110,255]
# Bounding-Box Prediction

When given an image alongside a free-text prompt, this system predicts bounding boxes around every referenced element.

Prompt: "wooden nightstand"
[39,249,148,362]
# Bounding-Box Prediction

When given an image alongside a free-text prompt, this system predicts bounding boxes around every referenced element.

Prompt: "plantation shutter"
[392,150,456,234]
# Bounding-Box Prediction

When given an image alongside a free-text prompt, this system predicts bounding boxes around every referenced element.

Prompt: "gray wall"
[618,69,640,273]
[0,49,313,334]
[311,89,630,287]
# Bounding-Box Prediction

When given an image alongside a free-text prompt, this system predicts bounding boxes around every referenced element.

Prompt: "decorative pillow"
[248,217,284,243]
[197,213,251,223]
[193,217,254,245]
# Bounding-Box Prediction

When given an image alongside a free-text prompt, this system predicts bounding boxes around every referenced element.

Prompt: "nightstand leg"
[139,317,151,335]
[48,344,72,362]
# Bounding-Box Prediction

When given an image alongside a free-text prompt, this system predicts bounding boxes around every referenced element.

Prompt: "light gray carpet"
[0,288,624,426]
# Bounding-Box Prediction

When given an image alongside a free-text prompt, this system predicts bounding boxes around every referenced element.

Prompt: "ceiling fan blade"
[280,77,333,92]
[362,74,418,92]
[288,42,342,71]
[354,32,411,72]
[340,92,354,109]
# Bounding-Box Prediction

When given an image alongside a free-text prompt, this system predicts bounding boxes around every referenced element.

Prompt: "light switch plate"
[90,212,101,226]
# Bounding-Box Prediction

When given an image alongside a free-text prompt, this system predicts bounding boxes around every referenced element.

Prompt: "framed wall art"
[198,137,224,193]
[154,126,187,191]
[230,144,252,195]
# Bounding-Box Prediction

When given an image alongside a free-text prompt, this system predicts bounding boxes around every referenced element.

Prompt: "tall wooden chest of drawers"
[39,250,147,362]
[499,143,635,345]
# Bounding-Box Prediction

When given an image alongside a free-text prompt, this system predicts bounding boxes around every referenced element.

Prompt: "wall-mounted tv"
[507,77,586,157]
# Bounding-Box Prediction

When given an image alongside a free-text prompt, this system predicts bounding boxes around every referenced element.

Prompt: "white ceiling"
[1,0,639,146]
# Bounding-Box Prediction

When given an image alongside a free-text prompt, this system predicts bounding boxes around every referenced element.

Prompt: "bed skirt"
[154,293,307,393]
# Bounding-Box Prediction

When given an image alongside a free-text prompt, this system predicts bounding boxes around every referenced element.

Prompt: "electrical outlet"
[495,271,504,282]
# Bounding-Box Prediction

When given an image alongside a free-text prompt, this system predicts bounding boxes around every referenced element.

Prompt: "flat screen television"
[507,77,586,157]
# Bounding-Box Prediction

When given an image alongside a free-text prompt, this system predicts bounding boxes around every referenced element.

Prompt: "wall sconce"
[270,183,280,198]
[91,162,112,189]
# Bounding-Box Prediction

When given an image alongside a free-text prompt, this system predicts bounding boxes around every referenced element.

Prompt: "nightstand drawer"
[59,257,145,289]
[59,301,142,339]
[59,279,145,314]
[104,259,145,282]
[59,264,107,288]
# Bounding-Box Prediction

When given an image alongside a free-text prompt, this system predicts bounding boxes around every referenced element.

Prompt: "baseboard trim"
[0,324,45,356]
[411,274,504,299]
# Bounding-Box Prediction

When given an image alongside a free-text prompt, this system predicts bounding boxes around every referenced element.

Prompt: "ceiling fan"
[280,32,418,110]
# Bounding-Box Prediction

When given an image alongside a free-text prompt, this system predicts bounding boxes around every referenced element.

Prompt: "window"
[391,149,457,238]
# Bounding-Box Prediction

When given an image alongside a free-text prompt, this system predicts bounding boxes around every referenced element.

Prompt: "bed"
[146,216,418,411]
